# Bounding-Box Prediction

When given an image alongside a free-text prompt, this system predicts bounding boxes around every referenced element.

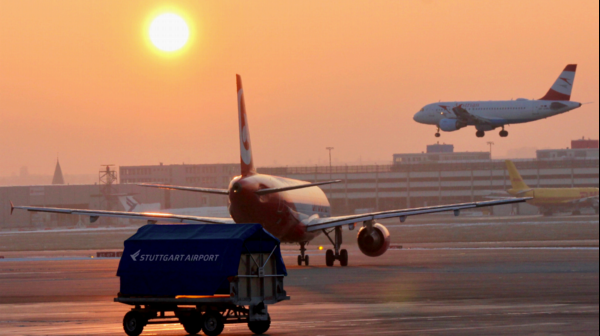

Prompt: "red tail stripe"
[564,64,577,72]
[540,89,571,101]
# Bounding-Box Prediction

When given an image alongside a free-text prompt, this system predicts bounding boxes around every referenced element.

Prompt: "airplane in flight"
[413,65,583,138]
[506,160,599,216]
[12,76,529,267]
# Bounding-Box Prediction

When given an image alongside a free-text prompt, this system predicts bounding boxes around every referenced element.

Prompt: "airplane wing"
[10,203,235,225]
[452,105,495,125]
[304,198,531,232]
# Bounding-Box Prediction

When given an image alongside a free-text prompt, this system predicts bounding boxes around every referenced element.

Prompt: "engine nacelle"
[357,223,391,257]
[439,118,466,132]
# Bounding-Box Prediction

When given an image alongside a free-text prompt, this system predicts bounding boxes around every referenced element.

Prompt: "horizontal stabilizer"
[256,180,342,196]
[138,184,229,195]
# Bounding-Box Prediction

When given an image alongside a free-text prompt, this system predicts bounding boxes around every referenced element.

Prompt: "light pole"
[487,142,495,160]
[326,147,334,197]
[487,142,495,189]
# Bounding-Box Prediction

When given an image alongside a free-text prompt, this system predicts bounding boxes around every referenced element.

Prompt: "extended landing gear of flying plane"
[476,130,485,138]
[298,242,309,266]
[435,128,441,138]
[500,127,509,138]
[323,226,349,267]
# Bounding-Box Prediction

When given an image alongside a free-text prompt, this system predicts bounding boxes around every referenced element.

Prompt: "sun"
[149,13,190,52]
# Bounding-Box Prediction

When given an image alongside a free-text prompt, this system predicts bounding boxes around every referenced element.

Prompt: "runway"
[0,216,598,335]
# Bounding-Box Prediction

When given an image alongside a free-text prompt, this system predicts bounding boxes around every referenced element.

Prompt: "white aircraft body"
[413,65,582,138]
[118,196,230,218]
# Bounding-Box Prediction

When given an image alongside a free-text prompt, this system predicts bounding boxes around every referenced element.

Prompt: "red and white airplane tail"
[540,64,577,101]
[237,75,256,177]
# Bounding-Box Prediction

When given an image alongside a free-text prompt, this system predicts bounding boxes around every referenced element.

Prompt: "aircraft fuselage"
[228,174,330,243]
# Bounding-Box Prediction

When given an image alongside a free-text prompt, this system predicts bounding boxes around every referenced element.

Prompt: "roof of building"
[52,160,65,185]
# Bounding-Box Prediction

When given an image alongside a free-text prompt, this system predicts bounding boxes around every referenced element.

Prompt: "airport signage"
[29,186,45,197]
[130,250,220,263]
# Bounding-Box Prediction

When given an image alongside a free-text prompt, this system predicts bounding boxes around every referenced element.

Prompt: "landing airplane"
[12,76,529,267]
[413,65,583,138]
[506,160,599,216]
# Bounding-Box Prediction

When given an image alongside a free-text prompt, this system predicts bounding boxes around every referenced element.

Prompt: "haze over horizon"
[1,0,598,177]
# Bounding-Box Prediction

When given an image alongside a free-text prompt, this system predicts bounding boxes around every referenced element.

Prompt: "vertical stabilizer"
[119,196,139,212]
[539,64,577,101]
[506,160,530,191]
[237,75,256,177]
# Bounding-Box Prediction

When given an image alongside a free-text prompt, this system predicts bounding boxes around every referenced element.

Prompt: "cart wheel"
[184,321,202,335]
[181,313,202,335]
[202,311,225,336]
[123,311,146,336]
[326,250,335,267]
[340,249,349,267]
[248,317,271,335]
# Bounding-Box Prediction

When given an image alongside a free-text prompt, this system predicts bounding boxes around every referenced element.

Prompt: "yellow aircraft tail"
[506,160,530,191]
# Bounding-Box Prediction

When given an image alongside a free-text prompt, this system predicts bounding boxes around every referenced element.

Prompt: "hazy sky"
[1,0,598,177]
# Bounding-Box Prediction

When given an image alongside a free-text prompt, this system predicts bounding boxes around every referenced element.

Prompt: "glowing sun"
[149,13,190,52]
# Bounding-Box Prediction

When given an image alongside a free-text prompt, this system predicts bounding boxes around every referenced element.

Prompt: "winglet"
[10,201,15,216]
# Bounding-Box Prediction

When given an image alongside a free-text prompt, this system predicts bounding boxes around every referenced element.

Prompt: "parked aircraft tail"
[237,75,256,177]
[506,160,530,191]
[539,64,577,101]
[118,196,140,212]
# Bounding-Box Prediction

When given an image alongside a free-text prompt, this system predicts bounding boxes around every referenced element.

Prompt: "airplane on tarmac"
[118,196,230,218]
[506,160,599,216]
[12,76,529,267]
[413,65,583,138]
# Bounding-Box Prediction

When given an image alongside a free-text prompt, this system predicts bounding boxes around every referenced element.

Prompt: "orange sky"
[0,0,598,177]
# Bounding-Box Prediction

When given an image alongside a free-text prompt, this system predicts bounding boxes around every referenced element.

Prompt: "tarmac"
[0,215,598,335]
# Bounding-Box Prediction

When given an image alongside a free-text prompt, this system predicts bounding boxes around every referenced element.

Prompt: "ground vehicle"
[115,224,289,336]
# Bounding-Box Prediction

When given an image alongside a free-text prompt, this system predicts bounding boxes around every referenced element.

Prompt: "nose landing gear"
[435,127,441,138]
[297,242,309,266]
[323,226,348,267]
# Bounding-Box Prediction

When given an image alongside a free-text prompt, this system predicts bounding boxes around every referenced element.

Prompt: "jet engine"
[357,223,391,257]
[439,118,467,132]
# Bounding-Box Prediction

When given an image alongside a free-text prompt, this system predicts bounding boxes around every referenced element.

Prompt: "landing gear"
[297,243,309,266]
[476,130,485,138]
[499,127,509,138]
[323,226,348,267]
[435,128,441,138]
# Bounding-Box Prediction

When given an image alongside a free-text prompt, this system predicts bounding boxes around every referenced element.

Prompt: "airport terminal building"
[1,142,598,230]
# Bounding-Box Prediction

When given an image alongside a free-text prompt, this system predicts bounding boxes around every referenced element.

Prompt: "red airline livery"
[12,76,529,267]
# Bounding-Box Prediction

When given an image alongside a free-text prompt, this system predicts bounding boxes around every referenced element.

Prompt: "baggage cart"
[115,224,290,336]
